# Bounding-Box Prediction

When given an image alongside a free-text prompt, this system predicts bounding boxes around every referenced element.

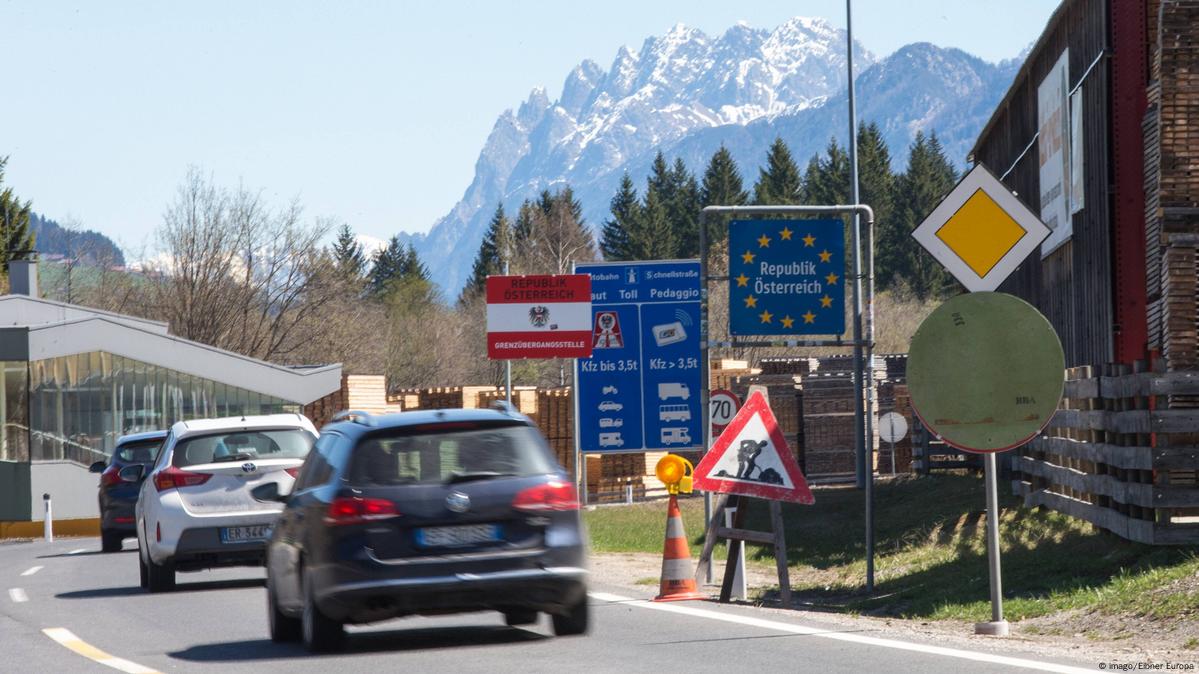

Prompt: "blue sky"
[0,1,1059,250]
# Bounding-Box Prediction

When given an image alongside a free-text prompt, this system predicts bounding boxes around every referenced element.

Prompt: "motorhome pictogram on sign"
[692,391,814,504]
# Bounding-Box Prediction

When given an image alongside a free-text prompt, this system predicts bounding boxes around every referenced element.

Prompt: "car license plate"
[220,525,271,544]
[416,524,501,548]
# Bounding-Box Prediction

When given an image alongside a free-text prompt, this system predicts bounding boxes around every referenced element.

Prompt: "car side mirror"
[89,461,107,474]
[118,464,146,483]
[251,482,290,503]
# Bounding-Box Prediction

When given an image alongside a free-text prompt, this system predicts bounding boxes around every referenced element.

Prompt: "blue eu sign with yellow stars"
[728,219,846,336]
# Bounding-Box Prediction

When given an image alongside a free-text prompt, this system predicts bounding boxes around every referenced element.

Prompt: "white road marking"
[589,592,1094,674]
[67,548,87,555]
[42,628,161,674]
[8,588,28,603]
[21,566,43,577]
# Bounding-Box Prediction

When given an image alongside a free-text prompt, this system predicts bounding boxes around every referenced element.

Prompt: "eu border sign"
[574,260,702,454]
[728,219,845,335]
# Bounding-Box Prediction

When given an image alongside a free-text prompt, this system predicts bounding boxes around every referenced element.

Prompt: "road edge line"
[588,592,1094,674]
[42,627,161,674]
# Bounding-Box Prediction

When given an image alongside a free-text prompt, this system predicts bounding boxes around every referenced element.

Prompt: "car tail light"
[99,465,124,488]
[153,466,212,492]
[323,497,400,525]
[284,467,300,479]
[513,480,579,512]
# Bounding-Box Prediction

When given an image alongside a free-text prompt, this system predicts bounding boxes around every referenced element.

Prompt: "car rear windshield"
[172,429,314,468]
[114,438,163,464]
[348,423,556,486]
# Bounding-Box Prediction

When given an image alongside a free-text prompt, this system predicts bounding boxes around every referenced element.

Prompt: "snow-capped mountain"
[401,18,1016,296]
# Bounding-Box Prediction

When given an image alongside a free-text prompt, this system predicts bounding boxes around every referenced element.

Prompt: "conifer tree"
[331,224,366,278]
[753,137,803,205]
[700,146,748,247]
[627,183,675,260]
[892,132,957,299]
[802,137,850,206]
[0,157,36,275]
[855,123,897,288]
[462,203,514,299]
[368,235,406,296]
[600,173,639,261]
[521,187,596,274]
[668,157,701,257]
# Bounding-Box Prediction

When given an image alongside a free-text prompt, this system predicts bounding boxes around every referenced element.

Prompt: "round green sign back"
[908,292,1064,453]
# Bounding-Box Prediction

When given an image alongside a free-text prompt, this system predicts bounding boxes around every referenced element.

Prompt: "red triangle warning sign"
[693,391,814,504]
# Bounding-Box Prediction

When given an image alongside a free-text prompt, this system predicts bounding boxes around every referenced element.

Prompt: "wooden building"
[969,0,1199,543]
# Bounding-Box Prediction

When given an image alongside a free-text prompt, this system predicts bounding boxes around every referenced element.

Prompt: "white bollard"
[723,507,746,600]
[43,493,53,543]
[625,483,633,504]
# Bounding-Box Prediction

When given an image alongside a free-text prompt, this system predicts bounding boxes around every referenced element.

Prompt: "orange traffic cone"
[653,494,705,602]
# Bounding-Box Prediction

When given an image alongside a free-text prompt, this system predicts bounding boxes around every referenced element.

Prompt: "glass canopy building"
[0,269,341,523]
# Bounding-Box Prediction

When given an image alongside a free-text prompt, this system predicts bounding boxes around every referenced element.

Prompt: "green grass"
[583,474,1199,624]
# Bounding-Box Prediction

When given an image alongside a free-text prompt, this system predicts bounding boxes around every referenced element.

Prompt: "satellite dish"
[908,292,1064,453]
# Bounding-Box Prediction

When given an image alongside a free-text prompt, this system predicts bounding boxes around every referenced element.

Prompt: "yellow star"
[759,309,773,324]
[779,227,793,241]
[820,294,833,308]
[802,311,817,324]
[741,250,755,264]
[802,234,816,247]
[780,315,795,329]
[825,272,839,285]
[757,234,771,248]
[744,295,758,308]
[735,273,749,287]
[818,249,832,263]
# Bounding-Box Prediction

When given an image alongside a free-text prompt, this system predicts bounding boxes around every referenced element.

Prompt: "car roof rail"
[489,400,519,416]
[331,410,377,426]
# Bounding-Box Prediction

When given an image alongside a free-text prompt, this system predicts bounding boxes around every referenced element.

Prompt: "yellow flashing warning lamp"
[655,454,694,495]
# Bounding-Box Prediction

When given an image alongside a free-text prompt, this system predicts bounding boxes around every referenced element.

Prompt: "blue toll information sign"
[575,260,702,454]
[728,219,846,336]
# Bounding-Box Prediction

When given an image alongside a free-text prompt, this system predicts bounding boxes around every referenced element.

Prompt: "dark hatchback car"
[254,405,589,652]
[89,430,168,552]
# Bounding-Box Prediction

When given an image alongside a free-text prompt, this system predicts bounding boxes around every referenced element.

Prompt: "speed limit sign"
[709,389,741,435]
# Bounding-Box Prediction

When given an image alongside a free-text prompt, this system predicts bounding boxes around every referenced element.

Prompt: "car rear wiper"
[444,471,516,485]
[211,452,257,463]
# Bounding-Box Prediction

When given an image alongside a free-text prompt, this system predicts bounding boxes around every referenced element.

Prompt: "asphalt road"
[0,536,1100,674]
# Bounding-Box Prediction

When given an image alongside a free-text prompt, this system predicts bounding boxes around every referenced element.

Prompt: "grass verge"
[583,473,1199,629]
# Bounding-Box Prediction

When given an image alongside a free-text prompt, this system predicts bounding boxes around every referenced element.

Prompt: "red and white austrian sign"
[486,274,593,360]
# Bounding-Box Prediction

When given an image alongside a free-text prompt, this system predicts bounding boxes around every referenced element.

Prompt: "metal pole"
[699,210,713,585]
[890,439,896,475]
[846,0,865,494]
[504,259,512,404]
[975,452,1010,636]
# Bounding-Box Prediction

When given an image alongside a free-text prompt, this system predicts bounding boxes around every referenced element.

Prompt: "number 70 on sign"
[709,389,741,435]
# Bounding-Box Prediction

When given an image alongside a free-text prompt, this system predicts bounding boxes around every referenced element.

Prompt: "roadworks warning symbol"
[592,311,624,348]
[693,391,814,504]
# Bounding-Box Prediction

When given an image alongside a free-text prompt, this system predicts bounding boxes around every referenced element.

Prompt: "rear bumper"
[316,566,588,623]
[170,527,268,571]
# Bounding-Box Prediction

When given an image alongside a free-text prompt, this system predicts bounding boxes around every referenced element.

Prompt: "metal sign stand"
[698,204,876,592]
[977,452,1009,636]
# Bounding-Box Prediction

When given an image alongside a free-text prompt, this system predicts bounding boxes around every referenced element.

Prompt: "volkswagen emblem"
[241,462,257,473]
[446,491,471,513]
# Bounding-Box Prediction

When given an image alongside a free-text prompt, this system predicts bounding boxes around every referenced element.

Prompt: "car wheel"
[100,529,123,553]
[138,551,149,589]
[145,555,175,593]
[268,576,301,643]
[503,609,539,627]
[302,569,344,652]
[551,595,589,636]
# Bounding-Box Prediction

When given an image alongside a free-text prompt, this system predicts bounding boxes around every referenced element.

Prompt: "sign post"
[878,411,908,475]
[910,167,1059,637]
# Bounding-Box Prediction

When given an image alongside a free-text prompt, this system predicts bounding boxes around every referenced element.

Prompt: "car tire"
[268,577,301,643]
[551,595,589,636]
[101,529,123,553]
[138,552,149,589]
[302,570,344,652]
[145,555,175,593]
[503,609,538,627]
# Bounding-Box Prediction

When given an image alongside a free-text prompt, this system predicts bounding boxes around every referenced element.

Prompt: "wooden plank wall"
[972,0,1114,369]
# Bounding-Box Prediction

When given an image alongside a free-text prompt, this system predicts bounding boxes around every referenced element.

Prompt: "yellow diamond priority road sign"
[912,164,1050,292]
